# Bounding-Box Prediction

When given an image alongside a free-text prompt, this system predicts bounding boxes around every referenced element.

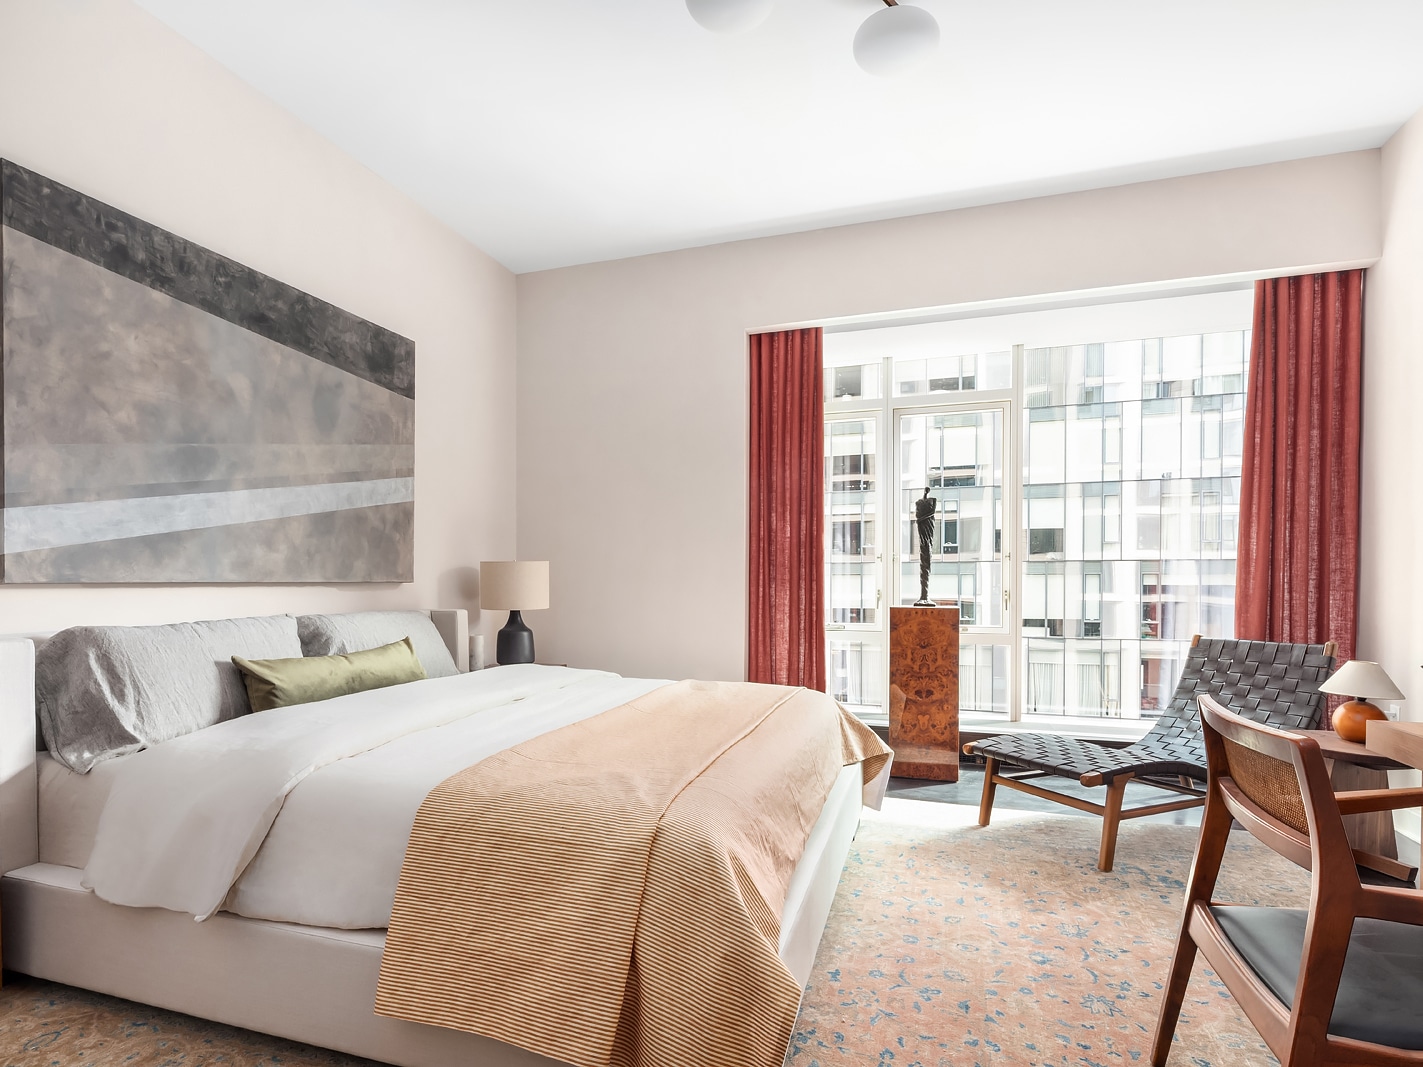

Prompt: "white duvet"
[83,665,665,926]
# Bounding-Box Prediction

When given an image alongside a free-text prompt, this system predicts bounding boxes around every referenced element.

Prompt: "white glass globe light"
[853,4,940,76]
[686,0,775,34]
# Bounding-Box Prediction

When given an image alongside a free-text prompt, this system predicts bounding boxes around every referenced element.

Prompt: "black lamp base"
[496,610,535,665]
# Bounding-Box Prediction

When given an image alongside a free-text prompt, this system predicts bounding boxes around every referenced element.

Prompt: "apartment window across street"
[823,290,1253,734]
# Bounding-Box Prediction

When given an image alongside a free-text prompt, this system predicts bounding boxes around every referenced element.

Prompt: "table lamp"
[1319,660,1404,741]
[479,560,549,665]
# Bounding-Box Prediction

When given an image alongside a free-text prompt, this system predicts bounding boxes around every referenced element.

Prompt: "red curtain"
[1235,270,1364,664]
[748,328,825,690]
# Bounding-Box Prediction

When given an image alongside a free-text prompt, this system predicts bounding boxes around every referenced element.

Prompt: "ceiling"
[134,0,1423,274]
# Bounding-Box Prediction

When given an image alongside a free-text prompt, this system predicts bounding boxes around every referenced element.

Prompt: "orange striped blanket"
[374,679,891,1067]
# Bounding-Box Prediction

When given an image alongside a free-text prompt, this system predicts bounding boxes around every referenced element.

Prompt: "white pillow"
[295,611,459,678]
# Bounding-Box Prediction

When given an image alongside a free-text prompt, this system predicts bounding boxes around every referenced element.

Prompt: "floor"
[887,762,1203,826]
[2,806,1300,1067]
[890,762,1419,886]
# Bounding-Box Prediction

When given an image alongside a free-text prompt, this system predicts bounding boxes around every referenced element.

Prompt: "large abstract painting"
[0,161,414,583]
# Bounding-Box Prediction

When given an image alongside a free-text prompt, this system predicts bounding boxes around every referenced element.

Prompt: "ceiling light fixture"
[852,1,940,77]
[685,0,775,35]
[686,0,939,76]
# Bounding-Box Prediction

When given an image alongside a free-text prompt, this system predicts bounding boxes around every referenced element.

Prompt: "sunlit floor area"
[886,763,1203,826]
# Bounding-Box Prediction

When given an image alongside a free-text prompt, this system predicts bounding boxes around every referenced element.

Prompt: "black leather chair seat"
[1213,906,1423,1050]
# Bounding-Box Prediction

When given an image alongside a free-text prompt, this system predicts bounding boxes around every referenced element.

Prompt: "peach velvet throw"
[375,679,891,1067]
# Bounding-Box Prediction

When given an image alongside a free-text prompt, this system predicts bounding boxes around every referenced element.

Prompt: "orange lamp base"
[1332,698,1387,743]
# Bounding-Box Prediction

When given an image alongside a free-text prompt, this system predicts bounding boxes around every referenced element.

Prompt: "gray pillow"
[296,611,458,679]
[36,615,303,773]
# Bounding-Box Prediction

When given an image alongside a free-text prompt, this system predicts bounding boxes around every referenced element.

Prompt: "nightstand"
[1297,729,1416,883]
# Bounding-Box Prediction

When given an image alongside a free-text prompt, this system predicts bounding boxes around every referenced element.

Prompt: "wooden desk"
[1298,729,1415,883]
[1304,728,1412,772]
[1366,719,1423,770]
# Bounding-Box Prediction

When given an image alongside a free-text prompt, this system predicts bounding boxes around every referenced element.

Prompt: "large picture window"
[823,290,1252,732]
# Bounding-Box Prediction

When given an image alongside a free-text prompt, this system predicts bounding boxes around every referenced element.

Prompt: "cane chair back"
[1216,735,1311,837]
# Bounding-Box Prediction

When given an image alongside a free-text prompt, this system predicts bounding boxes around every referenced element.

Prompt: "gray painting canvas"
[0,161,414,583]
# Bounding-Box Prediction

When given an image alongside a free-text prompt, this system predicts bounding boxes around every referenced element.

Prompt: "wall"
[1360,107,1423,839]
[518,151,1382,681]
[0,0,516,641]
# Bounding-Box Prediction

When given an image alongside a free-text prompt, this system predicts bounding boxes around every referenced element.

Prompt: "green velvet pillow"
[232,637,428,713]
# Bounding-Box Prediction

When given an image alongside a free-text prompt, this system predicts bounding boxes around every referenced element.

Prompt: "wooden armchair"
[1151,693,1423,1065]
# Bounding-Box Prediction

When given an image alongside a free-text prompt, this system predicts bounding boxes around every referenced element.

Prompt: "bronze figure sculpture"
[913,487,937,606]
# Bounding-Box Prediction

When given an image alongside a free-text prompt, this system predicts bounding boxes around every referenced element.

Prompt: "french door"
[825,396,1018,722]
[894,404,1014,718]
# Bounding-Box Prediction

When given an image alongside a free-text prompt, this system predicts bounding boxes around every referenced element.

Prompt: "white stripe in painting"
[3,477,414,554]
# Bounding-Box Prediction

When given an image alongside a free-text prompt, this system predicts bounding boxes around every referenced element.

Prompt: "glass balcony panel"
[1140,399,1181,479]
[1201,331,1246,395]
[960,642,1010,716]
[1102,340,1142,403]
[1065,407,1105,483]
[827,632,885,716]
[1026,408,1067,485]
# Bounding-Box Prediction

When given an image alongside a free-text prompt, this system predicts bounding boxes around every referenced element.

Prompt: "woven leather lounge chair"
[1151,694,1423,1065]
[963,636,1337,871]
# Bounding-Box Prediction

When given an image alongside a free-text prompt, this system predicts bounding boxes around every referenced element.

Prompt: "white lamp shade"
[1318,660,1404,701]
[479,561,549,611]
[686,0,773,34]
[853,4,940,77]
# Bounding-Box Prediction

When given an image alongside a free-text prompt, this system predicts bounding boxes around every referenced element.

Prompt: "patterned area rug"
[790,800,1303,1066]
[0,801,1304,1066]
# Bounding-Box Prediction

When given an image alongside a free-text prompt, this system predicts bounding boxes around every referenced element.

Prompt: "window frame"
[824,326,1245,740]
[826,355,1024,730]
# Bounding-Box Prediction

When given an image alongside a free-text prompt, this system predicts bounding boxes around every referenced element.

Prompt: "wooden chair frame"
[1152,693,1423,1066]
[976,756,1207,872]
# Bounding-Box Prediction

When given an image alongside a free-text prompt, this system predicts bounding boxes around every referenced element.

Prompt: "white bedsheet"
[82,665,882,932]
[226,670,666,928]
[37,750,127,868]
[84,665,643,921]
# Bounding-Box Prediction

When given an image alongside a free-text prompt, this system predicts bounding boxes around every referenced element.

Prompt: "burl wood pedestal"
[889,606,960,781]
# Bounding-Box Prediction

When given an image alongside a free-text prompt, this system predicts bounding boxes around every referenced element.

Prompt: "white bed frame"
[0,611,866,1067]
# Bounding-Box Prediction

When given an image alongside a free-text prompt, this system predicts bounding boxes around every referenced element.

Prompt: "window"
[823,289,1252,728]
[824,362,882,402]
[824,414,884,710]
[1019,325,1248,718]
[894,351,1011,396]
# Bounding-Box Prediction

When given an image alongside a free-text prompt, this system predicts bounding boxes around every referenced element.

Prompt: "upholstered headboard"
[426,610,470,674]
[0,637,38,875]
[0,609,468,876]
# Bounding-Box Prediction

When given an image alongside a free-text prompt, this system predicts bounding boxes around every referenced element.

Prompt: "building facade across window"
[823,289,1253,734]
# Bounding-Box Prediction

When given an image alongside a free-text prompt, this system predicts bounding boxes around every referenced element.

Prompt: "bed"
[0,610,890,1067]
